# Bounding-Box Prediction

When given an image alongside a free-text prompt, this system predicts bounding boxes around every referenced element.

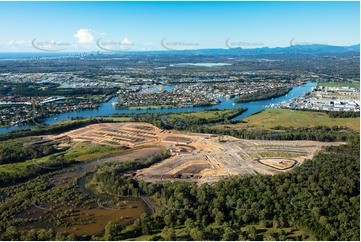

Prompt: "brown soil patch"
[49,123,344,184]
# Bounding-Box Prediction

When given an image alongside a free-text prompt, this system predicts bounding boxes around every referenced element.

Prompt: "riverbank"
[0,81,317,135]
[234,87,292,103]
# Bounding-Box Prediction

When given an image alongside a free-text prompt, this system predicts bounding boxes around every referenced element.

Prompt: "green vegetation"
[62,142,128,162]
[0,140,128,186]
[89,138,360,241]
[0,148,171,241]
[318,82,360,89]
[194,124,354,142]
[0,173,97,241]
[234,87,291,103]
[133,108,247,129]
[328,111,360,118]
[0,118,113,142]
[0,108,359,240]
[230,109,360,132]
[0,138,58,165]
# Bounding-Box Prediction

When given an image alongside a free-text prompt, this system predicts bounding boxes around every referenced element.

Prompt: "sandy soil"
[50,123,344,184]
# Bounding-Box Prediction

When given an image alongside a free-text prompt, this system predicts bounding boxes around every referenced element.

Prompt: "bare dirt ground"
[53,123,162,147]
[50,123,344,184]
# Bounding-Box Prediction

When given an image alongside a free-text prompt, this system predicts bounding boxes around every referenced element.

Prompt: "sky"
[0,1,359,52]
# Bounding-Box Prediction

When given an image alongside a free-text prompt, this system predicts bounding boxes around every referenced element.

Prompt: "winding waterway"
[0,81,317,134]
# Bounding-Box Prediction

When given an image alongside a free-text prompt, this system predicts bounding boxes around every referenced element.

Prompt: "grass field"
[62,142,129,161]
[222,109,360,132]
[318,82,360,89]
[0,142,129,176]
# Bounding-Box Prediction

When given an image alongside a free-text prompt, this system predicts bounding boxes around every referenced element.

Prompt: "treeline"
[234,87,291,103]
[0,118,113,142]
[132,108,247,130]
[0,138,58,165]
[92,137,360,241]
[190,125,352,142]
[91,148,170,196]
[328,111,360,118]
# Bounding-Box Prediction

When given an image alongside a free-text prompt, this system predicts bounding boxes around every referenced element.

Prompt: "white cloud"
[74,29,94,44]
[121,37,133,45]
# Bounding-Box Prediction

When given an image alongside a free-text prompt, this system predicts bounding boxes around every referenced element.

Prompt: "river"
[0,81,317,134]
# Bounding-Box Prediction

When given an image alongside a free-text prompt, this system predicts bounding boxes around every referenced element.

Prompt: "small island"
[234,87,292,103]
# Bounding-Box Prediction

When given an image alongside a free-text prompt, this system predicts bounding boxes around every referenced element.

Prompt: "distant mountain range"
[0,44,359,59]
[150,44,360,56]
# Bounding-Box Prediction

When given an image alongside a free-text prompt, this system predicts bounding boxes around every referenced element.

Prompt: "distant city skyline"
[0,1,359,52]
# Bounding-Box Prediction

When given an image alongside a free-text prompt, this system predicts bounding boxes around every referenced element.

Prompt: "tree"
[104,221,116,240]
[185,218,195,233]
[161,226,176,241]
[190,228,203,241]
[222,227,238,241]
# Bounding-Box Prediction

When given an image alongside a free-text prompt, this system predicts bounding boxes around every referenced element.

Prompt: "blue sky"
[0,1,359,52]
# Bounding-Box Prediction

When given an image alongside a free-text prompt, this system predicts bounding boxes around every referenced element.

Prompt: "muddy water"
[49,147,162,188]
[22,152,150,236]
[56,200,146,236]
[20,200,147,236]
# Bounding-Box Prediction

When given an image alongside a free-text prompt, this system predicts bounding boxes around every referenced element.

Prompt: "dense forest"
[234,87,292,103]
[0,138,58,165]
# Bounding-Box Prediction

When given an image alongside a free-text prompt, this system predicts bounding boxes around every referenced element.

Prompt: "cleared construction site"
[51,122,343,184]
